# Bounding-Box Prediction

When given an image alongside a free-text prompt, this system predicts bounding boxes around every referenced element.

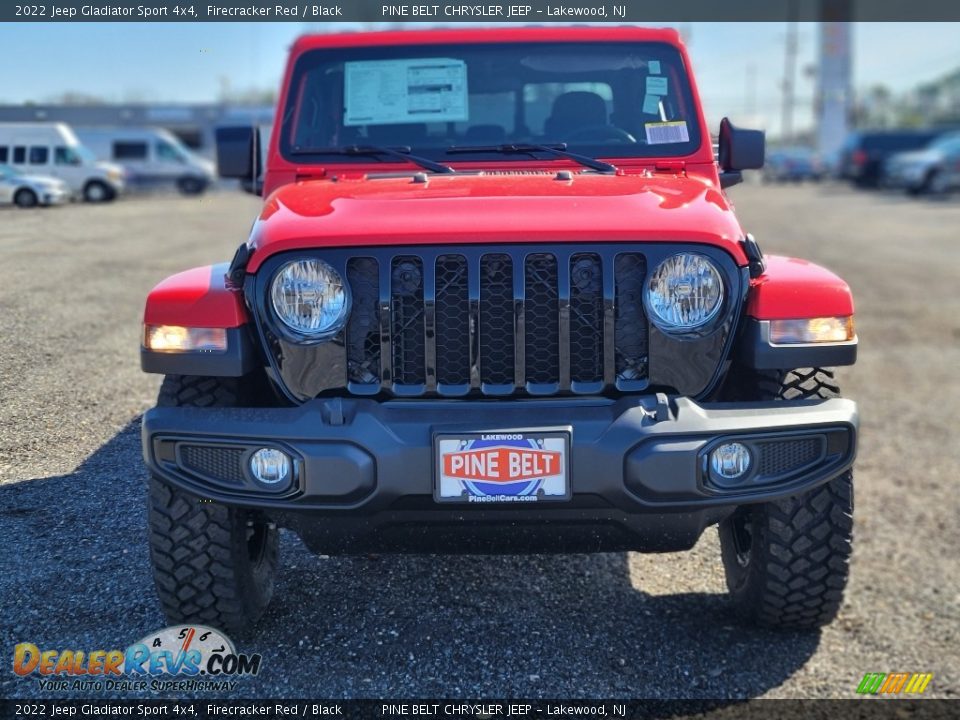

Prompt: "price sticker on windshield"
[344,58,469,127]
[645,121,690,145]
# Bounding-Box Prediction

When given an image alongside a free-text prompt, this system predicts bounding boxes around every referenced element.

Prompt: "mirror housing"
[718,118,765,188]
[216,125,262,182]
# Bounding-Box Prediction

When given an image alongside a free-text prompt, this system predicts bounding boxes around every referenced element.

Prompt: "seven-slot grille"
[345,250,649,396]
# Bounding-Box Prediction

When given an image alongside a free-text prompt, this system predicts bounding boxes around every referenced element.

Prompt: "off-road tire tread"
[719,367,853,630]
[148,374,277,633]
[157,375,241,408]
[755,368,840,401]
[721,473,853,629]
[148,479,276,633]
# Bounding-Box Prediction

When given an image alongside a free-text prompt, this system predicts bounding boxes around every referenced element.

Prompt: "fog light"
[249,448,291,485]
[710,443,752,482]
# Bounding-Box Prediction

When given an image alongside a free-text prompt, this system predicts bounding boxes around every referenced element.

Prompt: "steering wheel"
[565,125,638,144]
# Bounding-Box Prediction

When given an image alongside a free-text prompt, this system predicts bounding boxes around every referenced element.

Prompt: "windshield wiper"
[445,143,617,174]
[290,145,455,174]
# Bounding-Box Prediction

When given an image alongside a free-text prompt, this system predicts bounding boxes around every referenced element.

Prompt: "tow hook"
[643,392,672,422]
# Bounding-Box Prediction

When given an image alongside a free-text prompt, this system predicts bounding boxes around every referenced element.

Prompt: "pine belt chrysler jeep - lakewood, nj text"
[140,27,858,632]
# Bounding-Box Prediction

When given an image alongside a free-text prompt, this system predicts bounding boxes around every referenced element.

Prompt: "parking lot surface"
[1,184,958,699]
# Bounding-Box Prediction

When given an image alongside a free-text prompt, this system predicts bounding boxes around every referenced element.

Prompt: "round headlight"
[644,253,724,332]
[270,259,348,337]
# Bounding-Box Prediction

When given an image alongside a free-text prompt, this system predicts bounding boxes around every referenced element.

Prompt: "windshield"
[930,133,960,153]
[157,140,190,163]
[280,41,703,163]
[71,144,98,165]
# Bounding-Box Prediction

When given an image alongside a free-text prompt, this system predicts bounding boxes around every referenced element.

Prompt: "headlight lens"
[644,253,724,332]
[270,259,348,337]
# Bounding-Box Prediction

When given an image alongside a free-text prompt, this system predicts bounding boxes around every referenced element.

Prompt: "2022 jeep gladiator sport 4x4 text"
[140,27,858,632]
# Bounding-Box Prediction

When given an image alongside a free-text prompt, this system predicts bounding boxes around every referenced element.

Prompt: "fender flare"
[740,255,856,369]
[746,255,854,320]
[143,263,248,327]
[141,264,256,376]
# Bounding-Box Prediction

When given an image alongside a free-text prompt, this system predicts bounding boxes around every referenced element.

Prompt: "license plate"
[434,431,571,504]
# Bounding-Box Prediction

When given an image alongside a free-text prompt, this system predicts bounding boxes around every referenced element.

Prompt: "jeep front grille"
[344,248,649,397]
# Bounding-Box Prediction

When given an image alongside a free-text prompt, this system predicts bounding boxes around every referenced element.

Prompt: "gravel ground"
[0,183,958,700]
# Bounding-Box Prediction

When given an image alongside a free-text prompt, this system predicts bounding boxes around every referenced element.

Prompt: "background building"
[0,103,274,157]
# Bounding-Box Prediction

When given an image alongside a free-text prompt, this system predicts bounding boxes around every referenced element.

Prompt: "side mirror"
[216,126,262,183]
[718,117,765,188]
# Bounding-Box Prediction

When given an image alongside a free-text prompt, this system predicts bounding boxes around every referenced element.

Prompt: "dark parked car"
[885,131,960,195]
[762,147,822,182]
[841,129,943,187]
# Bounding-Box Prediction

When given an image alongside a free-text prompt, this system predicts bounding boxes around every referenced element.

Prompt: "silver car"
[885,132,960,195]
[0,164,71,207]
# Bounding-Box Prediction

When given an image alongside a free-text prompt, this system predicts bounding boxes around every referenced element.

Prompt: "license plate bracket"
[433,430,571,504]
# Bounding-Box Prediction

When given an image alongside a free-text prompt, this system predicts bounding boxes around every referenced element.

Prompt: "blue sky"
[1,22,958,134]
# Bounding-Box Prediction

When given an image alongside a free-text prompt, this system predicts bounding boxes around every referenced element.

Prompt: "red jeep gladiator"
[141,27,858,632]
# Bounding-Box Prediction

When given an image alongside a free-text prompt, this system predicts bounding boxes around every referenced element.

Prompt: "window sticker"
[648,60,662,74]
[642,94,662,115]
[645,121,690,145]
[344,58,469,127]
[646,75,669,95]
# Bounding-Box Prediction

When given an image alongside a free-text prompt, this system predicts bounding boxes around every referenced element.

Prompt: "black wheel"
[14,188,38,208]
[148,375,278,633]
[176,176,207,195]
[927,169,950,197]
[83,180,114,203]
[718,368,854,629]
[907,172,933,197]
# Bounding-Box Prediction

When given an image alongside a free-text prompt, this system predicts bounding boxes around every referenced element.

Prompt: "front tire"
[718,368,854,629]
[83,180,114,203]
[927,169,950,197]
[14,188,38,208]
[176,176,207,195]
[148,375,278,633]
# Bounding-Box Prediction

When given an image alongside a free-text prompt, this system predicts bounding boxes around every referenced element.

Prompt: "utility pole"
[817,0,854,159]
[781,1,799,142]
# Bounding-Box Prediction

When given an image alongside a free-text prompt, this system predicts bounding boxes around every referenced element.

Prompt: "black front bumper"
[142,395,857,554]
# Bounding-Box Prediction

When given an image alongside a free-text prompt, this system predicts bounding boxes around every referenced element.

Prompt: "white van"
[0,122,125,202]
[77,127,215,195]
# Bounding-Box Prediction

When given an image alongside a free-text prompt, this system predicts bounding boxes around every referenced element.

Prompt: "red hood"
[246,170,747,272]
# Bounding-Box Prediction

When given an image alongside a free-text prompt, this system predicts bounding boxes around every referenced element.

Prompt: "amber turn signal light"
[143,325,228,353]
[769,316,855,345]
